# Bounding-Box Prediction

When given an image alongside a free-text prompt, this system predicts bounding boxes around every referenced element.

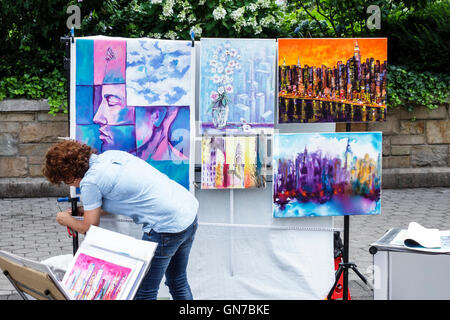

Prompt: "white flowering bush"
[80,0,290,40]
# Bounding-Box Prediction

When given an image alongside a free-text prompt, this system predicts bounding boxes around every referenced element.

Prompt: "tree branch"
[296,0,329,36]
[314,0,338,36]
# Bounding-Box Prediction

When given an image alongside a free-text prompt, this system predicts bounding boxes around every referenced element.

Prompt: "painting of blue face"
[77,84,136,154]
[74,37,194,190]
[135,106,190,162]
[92,84,136,152]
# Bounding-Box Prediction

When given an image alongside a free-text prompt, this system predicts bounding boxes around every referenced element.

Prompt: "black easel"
[3,270,55,300]
[57,197,80,255]
[58,29,79,256]
[60,28,73,128]
[327,123,370,300]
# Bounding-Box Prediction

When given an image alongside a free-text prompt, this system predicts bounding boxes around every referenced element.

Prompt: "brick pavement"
[0,198,84,299]
[0,188,449,300]
[334,187,450,285]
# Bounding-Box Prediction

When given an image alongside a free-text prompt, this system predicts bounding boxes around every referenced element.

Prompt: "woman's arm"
[73,206,109,216]
[56,207,102,234]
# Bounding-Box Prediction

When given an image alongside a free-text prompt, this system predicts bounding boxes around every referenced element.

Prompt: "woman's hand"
[56,209,73,227]
[75,206,84,216]
[56,207,102,234]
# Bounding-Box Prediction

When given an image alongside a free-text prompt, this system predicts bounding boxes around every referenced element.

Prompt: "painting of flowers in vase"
[200,38,276,134]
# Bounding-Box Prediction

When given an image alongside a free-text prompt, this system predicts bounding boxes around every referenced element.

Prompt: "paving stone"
[1,190,449,300]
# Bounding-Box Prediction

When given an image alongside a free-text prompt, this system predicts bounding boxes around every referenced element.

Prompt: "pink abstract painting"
[63,253,132,300]
[93,39,126,85]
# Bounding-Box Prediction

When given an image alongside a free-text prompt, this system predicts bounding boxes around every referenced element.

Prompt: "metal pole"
[229,189,234,277]
[71,198,79,255]
[342,122,351,300]
[343,215,350,300]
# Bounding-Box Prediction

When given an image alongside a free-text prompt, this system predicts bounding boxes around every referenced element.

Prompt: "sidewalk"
[1,187,449,300]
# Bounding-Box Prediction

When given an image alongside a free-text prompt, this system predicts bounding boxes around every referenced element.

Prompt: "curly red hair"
[43,140,97,185]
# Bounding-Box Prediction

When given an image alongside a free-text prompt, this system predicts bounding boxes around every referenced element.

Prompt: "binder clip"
[70,27,75,43]
[190,30,195,47]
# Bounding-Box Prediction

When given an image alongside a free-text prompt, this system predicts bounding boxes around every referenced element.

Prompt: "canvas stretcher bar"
[200,222,342,232]
[96,216,341,232]
[70,36,196,195]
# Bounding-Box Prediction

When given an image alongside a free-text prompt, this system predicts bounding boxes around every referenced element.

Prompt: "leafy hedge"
[0,0,71,112]
[388,65,450,112]
[383,0,450,74]
[0,0,448,115]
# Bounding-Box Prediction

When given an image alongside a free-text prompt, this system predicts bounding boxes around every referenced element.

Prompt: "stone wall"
[337,104,450,188]
[0,99,69,197]
[0,99,449,197]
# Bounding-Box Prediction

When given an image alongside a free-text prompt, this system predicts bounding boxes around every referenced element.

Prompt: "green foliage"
[0,70,68,114]
[75,0,286,39]
[0,0,448,114]
[1,0,288,114]
[387,65,450,112]
[280,0,450,112]
[0,0,70,114]
[384,1,450,74]
[285,0,403,37]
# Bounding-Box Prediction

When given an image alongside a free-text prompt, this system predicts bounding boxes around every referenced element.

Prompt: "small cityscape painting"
[201,135,266,189]
[273,132,382,218]
[63,253,132,300]
[200,38,276,134]
[278,38,387,123]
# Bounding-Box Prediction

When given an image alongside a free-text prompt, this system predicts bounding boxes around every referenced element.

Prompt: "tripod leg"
[327,265,344,300]
[350,264,368,284]
[350,264,373,290]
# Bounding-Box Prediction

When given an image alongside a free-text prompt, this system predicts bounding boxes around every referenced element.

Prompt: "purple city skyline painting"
[273,132,382,218]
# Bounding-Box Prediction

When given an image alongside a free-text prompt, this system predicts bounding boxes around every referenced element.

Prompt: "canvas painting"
[74,37,193,190]
[278,38,387,123]
[201,135,266,189]
[200,38,276,134]
[126,39,192,107]
[273,132,382,218]
[62,249,139,300]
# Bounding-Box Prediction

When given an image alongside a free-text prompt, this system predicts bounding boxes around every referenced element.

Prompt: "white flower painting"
[200,38,276,134]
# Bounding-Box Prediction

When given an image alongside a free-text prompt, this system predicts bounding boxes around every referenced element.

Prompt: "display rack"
[326,123,372,300]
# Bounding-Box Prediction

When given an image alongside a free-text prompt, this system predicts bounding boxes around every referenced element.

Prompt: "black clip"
[190,30,195,47]
[70,27,74,43]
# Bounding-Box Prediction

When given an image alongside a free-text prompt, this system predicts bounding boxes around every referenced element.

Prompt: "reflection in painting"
[273,132,382,218]
[201,135,266,189]
[278,38,387,123]
[74,38,192,190]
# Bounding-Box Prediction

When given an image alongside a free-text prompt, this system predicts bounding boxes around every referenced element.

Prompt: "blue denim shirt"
[80,151,198,233]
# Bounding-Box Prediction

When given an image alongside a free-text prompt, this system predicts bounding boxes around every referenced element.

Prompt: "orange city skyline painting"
[278,38,388,124]
[278,38,387,68]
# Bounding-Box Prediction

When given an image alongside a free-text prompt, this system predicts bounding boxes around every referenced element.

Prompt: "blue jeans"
[134,217,197,300]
